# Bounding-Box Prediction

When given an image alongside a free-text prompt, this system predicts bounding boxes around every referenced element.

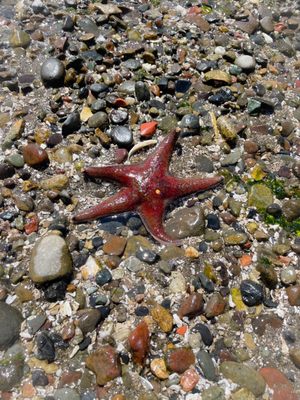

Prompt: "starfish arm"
[84,165,141,186]
[163,175,223,199]
[137,200,181,245]
[144,128,179,172]
[73,187,140,223]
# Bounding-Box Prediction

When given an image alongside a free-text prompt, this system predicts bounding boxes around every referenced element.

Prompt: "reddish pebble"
[176,326,188,335]
[23,143,49,167]
[59,371,82,387]
[178,293,203,319]
[140,121,158,137]
[286,285,300,306]
[166,348,195,373]
[205,293,226,318]
[259,367,298,400]
[180,368,200,392]
[113,98,128,107]
[114,148,128,164]
[128,320,150,365]
[24,213,39,234]
[22,381,36,398]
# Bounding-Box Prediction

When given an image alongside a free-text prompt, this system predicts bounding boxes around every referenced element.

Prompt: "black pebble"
[36,332,55,362]
[240,279,263,306]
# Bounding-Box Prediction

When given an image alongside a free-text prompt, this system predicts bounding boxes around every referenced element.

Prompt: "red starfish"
[73,129,222,244]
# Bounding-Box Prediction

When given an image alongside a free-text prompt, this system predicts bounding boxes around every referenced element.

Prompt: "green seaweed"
[264,214,300,236]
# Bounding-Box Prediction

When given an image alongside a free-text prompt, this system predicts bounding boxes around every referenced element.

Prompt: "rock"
[32,369,49,386]
[180,368,199,392]
[260,16,274,33]
[259,367,297,400]
[289,348,300,369]
[150,359,169,380]
[128,321,150,365]
[0,302,23,350]
[6,153,24,168]
[40,175,69,191]
[282,199,300,221]
[248,184,273,211]
[203,70,232,86]
[236,15,259,34]
[217,116,237,142]
[286,285,300,306]
[0,163,15,179]
[195,155,214,173]
[158,115,178,132]
[193,323,213,346]
[0,356,24,391]
[150,303,173,333]
[135,81,150,101]
[111,126,133,148]
[169,271,186,294]
[29,233,72,283]
[95,268,112,286]
[86,345,121,386]
[23,143,49,167]
[240,280,264,306]
[221,149,242,166]
[103,236,126,256]
[220,361,266,397]
[166,348,195,373]
[205,293,226,318]
[165,206,205,239]
[93,3,122,15]
[140,121,158,138]
[231,388,255,400]
[235,55,256,71]
[280,267,297,285]
[181,114,200,131]
[54,388,80,400]
[41,58,65,87]
[10,29,31,48]
[35,332,55,362]
[178,293,203,319]
[76,308,101,334]
[223,230,248,245]
[202,386,225,400]
[88,112,108,129]
[197,350,216,381]
[62,112,81,135]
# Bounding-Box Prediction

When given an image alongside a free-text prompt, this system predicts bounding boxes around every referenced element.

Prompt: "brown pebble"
[286,285,300,306]
[23,143,49,167]
[178,293,203,319]
[59,371,82,387]
[244,140,258,154]
[205,293,226,318]
[103,236,127,256]
[86,345,121,386]
[128,320,150,365]
[166,348,195,374]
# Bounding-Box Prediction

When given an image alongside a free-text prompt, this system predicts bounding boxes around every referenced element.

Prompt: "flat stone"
[220,361,266,397]
[86,345,121,386]
[259,367,297,400]
[203,70,232,86]
[150,303,173,333]
[0,303,23,350]
[166,348,195,373]
[165,206,205,239]
[223,230,248,245]
[197,350,216,381]
[282,199,300,221]
[10,29,31,48]
[29,233,72,283]
[103,236,126,256]
[205,293,226,318]
[248,184,273,211]
[178,293,204,319]
[76,308,101,334]
[286,285,300,306]
[235,55,256,71]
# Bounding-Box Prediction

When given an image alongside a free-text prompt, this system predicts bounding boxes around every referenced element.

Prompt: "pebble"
[135,81,150,101]
[76,308,101,334]
[195,155,214,173]
[88,111,108,129]
[111,126,133,148]
[259,367,298,400]
[180,368,199,392]
[178,293,204,319]
[95,268,112,286]
[286,285,300,306]
[197,350,216,381]
[165,206,205,239]
[85,346,121,386]
[29,233,72,283]
[169,271,186,294]
[235,55,256,71]
[240,280,264,306]
[41,58,65,87]
[103,236,126,256]
[150,303,173,333]
[205,293,226,318]
[0,302,23,350]
[150,359,169,380]
[0,163,15,179]
[23,143,49,167]
[0,355,24,391]
[10,29,31,48]
[35,332,55,362]
[128,321,150,365]
[62,112,81,135]
[223,230,248,245]
[280,267,297,285]
[282,199,300,221]
[220,361,266,397]
[54,388,80,400]
[32,369,49,387]
[166,348,195,374]
[202,386,225,400]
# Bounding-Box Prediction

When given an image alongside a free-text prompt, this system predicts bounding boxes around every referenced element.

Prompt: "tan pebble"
[112,395,126,400]
[150,359,169,380]
[22,381,36,397]
[244,333,256,351]
[80,106,93,122]
[27,358,59,374]
[150,303,173,333]
[185,246,199,258]
[180,368,200,392]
